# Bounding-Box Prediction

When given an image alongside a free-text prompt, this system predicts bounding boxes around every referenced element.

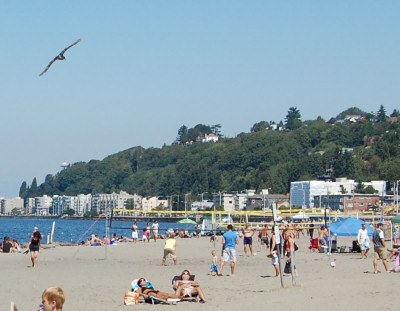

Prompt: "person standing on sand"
[152,220,159,242]
[372,223,390,273]
[242,224,255,256]
[318,225,328,249]
[308,219,315,238]
[259,224,270,252]
[218,224,239,276]
[269,230,281,277]
[131,221,138,243]
[162,233,177,265]
[357,223,370,259]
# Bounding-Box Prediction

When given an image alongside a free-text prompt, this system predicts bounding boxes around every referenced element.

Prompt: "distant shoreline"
[0,215,200,223]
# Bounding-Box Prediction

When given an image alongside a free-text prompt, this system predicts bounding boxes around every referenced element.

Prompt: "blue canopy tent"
[330,217,373,236]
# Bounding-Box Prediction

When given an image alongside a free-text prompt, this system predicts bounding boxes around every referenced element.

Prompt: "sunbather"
[173,270,206,302]
[136,278,181,300]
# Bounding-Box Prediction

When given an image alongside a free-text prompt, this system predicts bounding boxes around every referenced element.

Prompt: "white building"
[73,194,92,215]
[202,133,219,143]
[290,178,387,208]
[1,197,24,214]
[35,195,53,216]
[26,198,35,214]
[141,196,168,211]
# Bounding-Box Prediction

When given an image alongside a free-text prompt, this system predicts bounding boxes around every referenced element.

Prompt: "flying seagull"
[39,38,82,76]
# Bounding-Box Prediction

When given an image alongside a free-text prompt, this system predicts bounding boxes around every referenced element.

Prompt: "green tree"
[19,181,27,199]
[251,121,270,133]
[177,125,188,144]
[29,178,38,197]
[332,149,355,179]
[11,208,19,215]
[376,105,387,123]
[63,208,76,216]
[125,198,136,210]
[390,109,400,118]
[285,107,302,130]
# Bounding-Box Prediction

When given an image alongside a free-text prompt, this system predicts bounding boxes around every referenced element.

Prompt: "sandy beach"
[1,234,397,311]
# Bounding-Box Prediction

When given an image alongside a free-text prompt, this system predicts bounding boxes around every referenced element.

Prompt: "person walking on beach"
[218,224,239,276]
[357,223,370,259]
[162,233,177,266]
[28,228,42,267]
[372,223,390,273]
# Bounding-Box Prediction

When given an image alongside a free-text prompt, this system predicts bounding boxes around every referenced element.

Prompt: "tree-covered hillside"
[20,106,400,199]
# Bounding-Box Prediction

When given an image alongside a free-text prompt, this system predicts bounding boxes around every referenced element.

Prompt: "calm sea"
[0,218,195,244]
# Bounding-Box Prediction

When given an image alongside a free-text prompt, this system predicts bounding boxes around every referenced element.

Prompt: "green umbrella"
[391,215,400,224]
[178,218,197,225]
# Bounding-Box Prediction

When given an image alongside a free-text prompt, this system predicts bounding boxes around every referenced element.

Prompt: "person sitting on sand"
[2,236,12,253]
[12,239,21,253]
[91,234,104,246]
[136,278,181,300]
[173,269,206,302]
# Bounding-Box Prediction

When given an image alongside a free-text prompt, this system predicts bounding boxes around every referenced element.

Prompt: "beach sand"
[1,235,397,311]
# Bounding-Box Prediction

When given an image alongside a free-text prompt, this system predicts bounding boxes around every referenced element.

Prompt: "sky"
[1,1,399,198]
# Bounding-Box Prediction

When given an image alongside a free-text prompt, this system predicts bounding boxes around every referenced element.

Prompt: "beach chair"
[308,238,321,252]
[171,275,200,302]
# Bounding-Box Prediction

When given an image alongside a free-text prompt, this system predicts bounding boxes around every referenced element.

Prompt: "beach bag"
[284,261,291,274]
[124,292,139,305]
[352,240,361,253]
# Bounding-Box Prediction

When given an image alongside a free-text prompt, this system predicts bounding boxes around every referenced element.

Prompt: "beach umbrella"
[330,217,373,236]
[391,216,400,224]
[177,218,197,225]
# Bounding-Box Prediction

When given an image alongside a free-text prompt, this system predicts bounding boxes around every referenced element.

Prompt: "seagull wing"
[59,38,82,55]
[39,56,58,76]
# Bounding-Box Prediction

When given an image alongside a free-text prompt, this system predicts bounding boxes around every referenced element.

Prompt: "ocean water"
[0,218,195,244]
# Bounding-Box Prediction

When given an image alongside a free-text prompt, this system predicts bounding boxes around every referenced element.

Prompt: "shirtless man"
[318,225,328,249]
[259,224,270,251]
[242,224,255,256]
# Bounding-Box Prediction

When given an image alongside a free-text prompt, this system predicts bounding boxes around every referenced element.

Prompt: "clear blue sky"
[1,1,399,198]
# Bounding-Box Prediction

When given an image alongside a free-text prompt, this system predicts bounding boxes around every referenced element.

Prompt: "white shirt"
[357,228,369,243]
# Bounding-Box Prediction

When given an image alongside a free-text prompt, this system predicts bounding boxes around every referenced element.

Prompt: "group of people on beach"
[11,218,400,309]
[1,226,42,268]
[1,236,21,253]
[134,269,206,303]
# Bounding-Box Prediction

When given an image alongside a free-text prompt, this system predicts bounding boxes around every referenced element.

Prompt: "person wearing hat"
[372,223,389,273]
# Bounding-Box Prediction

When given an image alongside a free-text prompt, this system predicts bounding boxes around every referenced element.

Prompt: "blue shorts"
[244,236,253,245]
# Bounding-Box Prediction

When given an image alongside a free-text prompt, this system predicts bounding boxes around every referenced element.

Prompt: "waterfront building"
[25,198,35,215]
[34,195,53,216]
[141,196,168,211]
[51,195,71,215]
[74,194,92,215]
[290,178,387,209]
[1,197,24,215]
